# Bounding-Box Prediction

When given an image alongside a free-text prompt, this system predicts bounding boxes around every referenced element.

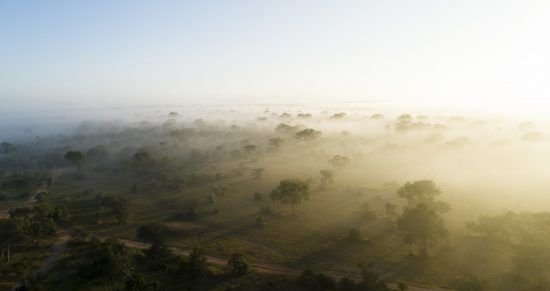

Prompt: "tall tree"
[270,179,310,215]
[396,181,449,256]
[397,180,450,212]
[397,203,447,257]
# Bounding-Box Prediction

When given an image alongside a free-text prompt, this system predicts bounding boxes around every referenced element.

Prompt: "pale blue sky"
[1,0,549,108]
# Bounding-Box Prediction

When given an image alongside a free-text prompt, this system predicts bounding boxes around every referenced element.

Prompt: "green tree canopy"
[271,179,310,215]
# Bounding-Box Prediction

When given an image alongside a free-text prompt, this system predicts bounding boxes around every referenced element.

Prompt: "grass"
[40,152,513,288]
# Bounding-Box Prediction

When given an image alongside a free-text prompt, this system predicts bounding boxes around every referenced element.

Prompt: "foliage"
[397,180,449,212]
[132,148,155,176]
[450,274,488,291]
[226,253,249,276]
[136,223,168,252]
[64,150,85,173]
[319,170,334,190]
[275,123,298,134]
[271,179,310,214]
[268,137,284,148]
[244,144,256,154]
[328,155,350,168]
[0,142,16,157]
[330,112,347,119]
[295,129,322,141]
[347,228,362,242]
[397,204,447,256]
[2,171,48,190]
[252,168,264,179]
[297,268,391,291]
[170,248,211,288]
[97,194,128,224]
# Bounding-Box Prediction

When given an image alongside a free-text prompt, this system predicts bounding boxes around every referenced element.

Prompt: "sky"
[1,0,550,111]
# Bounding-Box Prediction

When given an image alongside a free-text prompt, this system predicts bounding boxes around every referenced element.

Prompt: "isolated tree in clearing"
[396,180,449,256]
[270,179,310,215]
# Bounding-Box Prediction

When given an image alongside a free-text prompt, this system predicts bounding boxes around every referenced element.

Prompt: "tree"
[397,203,447,257]
[243,144,256,154]
[175,248,210,287]
[268,137,284,148]
[397,180,450,213]
[397,114,413,122]
[252,168,264,179]
[356,266,391,291]
[1,142,15,157]
[226,253,249,276]
[270,179,310,215]
[132,148,155,176]
[295,128,322,140]
[0,218,25,263]
[35,191,48,203]
[328,155,350,168]
[319,170,333,190]
[275,123,298,134]
[64,150,85,175]
[136,223,168,253]
[9,207,32,223]
[361,202,377,221]
[98,194,128,224]
[330,112,346,119]
[124,273,158,291]
[347,228,362,242]
[385,203,398,228]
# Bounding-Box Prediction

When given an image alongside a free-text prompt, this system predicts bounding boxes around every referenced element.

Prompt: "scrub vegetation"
[2,105,550,290]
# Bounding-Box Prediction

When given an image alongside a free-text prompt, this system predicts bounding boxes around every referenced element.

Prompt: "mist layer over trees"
[2,104,550,290]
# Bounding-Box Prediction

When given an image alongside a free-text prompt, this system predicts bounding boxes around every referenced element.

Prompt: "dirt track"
[117,239,447,291]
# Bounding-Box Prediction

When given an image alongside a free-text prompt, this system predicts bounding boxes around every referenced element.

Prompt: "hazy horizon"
[2,0,550,112]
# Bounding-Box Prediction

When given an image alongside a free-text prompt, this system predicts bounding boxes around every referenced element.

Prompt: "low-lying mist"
[4,103,549,219]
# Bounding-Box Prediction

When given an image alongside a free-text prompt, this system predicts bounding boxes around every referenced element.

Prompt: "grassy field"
[42,150,511,288]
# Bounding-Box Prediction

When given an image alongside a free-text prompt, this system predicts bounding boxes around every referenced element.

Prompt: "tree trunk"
[6,244,10,263]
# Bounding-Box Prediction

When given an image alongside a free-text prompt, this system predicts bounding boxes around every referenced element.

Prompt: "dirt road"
[117,239,447,291]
